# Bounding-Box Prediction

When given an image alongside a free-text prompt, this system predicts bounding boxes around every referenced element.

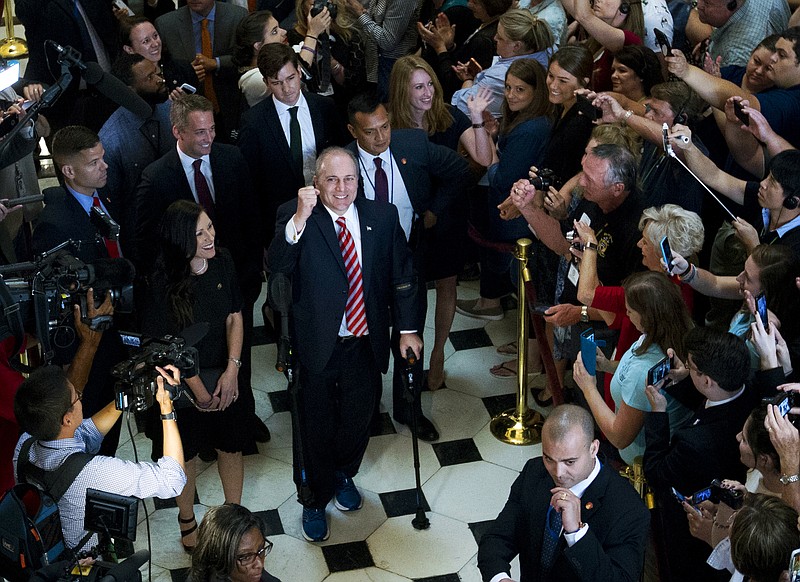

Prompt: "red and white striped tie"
[336,217,368,336]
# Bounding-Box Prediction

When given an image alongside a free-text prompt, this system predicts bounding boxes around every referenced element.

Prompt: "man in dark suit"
[134,94,267,442]
[237,43,344,247]
[644,327,764,582]
[478,404,650,582]
[267,147,421,542]
[155,0,247,142]
[345,93,469,442]
[32,126,127,456]
[17,0,118,133]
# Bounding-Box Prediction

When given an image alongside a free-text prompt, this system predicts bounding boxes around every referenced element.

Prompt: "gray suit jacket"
[155,2,246,74]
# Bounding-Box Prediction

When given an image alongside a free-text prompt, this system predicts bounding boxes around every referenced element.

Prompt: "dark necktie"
[373,157,388,203]
[288,106,303,176]
[192,159,216,221]
[336,217,368,336]
[540,505,562,576]
[91,195,121,258]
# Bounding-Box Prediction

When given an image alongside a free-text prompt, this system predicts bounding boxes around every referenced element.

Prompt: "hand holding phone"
[755,292,769,332]
[660,236,673,271]
[734,100,750,126]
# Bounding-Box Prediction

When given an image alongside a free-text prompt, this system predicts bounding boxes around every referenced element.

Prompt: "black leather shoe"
[394,412,440,442]
[253,416,271,443]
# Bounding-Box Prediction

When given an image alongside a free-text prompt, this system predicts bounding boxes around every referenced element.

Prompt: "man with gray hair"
[478,404,650,582]
[508,143,644,333]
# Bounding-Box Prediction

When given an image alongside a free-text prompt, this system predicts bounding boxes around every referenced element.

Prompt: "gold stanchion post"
[490,238,545,445]
[0,0,27,59]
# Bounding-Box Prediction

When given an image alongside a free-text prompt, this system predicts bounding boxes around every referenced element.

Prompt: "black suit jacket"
[17,0,117,121]
[478,458,650,582]
[345,129,469,222]
[32,187,111,263]
[643,385,764,581]
[237,92,345,245]
[266,196,418,374]
[134,143,261,285]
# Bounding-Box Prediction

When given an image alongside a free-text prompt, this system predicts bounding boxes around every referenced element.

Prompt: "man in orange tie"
[155,0,247,142]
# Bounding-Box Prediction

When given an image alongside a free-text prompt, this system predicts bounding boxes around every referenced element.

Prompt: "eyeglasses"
[236,539,272,566]
[70,389,83,408]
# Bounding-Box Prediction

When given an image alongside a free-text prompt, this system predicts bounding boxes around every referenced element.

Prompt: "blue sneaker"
[334,471,363,511]
[301,507,329,542]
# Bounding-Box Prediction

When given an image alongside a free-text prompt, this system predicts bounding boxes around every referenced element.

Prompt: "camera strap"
[17,437,94,502]
[0,276,25,362]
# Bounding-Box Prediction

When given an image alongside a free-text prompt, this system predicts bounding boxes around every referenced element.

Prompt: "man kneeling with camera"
[12,295,187,553]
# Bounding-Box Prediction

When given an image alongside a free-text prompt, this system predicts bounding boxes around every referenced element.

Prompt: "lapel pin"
[585,502,593,510]
[401,158,407,165]
[366,226,372,231]
[217,283,222,290]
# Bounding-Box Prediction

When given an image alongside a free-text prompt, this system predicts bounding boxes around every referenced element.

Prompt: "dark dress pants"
[295,336,380,509]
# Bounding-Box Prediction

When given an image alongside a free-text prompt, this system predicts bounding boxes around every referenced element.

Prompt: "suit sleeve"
[266,201,302,275]
[133,164,160,272]
[562,492,650,582]
[643,411,702,494]
[387,205,419,331]
[424,139,470,219]
[477,465,527,581]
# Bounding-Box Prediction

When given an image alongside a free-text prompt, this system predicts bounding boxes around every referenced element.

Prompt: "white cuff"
[564,522,588,546]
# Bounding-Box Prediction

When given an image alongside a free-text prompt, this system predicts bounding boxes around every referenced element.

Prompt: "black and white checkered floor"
[117,281,553,582]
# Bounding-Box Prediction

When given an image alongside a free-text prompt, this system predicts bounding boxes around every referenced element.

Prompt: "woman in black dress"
[143,200,253,552]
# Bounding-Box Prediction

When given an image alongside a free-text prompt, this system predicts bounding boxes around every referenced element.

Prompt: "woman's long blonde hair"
[388,55,454,136]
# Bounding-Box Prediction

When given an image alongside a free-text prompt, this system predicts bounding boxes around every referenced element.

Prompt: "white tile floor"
[116,281,553,582]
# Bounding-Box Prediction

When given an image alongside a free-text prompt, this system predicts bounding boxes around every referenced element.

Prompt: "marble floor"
[115,280,554,582]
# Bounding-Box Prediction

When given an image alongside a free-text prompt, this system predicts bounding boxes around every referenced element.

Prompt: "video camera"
[0,242,134,364]
[112,331,201,412]
[112,323,208,412]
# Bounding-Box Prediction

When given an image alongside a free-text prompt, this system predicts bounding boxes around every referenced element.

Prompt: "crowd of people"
[4,0,800,580]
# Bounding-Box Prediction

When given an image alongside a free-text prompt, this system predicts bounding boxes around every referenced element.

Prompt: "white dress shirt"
[273,92,317,186]
[355,144,414,241]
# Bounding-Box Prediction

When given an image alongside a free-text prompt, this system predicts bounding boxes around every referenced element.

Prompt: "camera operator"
[12,298,186,552]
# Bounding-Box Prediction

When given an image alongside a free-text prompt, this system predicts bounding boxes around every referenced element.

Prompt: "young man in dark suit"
[267,146,422,542]
[643,327,768,581]
[237,43,345,247]
[345,93,470,442]
[478,404,650,582]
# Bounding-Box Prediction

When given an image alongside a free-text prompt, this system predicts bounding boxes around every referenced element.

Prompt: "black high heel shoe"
[178,514,197,553]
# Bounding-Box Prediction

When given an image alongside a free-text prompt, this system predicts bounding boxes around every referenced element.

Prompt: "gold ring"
[561,492,567,501]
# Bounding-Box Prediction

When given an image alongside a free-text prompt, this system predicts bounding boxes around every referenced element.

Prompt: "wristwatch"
[228,357,242,368]
[580,305,589,323]
[161,411,177,421]
[780,473,800,485]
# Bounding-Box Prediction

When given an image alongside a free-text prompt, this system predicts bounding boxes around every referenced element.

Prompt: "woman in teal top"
[573,270,694,466]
